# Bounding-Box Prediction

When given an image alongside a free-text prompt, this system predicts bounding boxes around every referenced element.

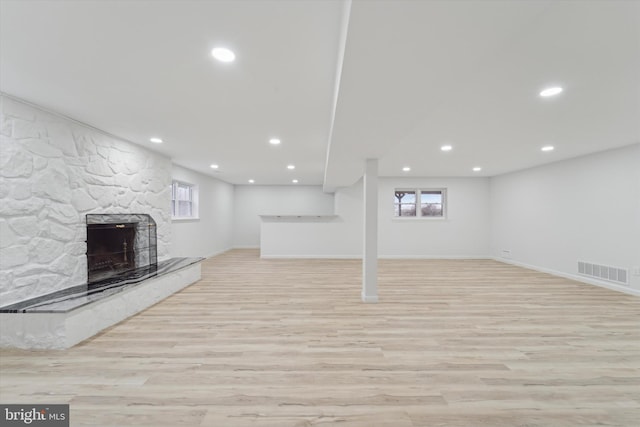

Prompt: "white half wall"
[260,177,491,258]
[171,165,234,258]
[233,185,335,248]
[490,144,640,292]
[260,179,363,258]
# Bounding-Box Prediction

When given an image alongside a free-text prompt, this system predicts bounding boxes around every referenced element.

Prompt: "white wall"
[0,95,172,305]
[260,177,491,258]
[379,177,490,258]
[171,165,234,258]
[233,185,335,248]
[490,144,640,292]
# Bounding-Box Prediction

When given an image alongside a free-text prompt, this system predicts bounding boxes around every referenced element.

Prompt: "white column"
[362,158,379,303]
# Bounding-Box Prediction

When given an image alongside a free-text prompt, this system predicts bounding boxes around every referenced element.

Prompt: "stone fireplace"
[86,214,157,283]
[2,210,200,350]
[1,96,172,307]
[0,96,202,350]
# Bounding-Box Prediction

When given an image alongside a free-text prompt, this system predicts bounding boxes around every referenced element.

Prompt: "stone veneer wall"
[0,95,172,305]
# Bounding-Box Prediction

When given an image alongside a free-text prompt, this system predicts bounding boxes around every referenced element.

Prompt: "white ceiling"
[1,0,639,191]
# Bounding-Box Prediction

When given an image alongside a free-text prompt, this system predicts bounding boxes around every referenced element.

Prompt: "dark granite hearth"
[0,257,202,313]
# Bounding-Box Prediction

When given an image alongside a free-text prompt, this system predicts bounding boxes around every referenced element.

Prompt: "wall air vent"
[578,261,628,285]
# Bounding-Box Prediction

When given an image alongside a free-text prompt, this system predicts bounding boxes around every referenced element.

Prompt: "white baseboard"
[361,292,379,303]
[259,254,489,260]
[494,257,640,297]
[206,247,233,259]
[379,254,490,259]
[260,254,361,259]
[233,246,260,249]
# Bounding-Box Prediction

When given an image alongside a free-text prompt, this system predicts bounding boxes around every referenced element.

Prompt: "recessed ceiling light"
[211,47,235,63]
[441,145,453,152]
[149,137,163,144]
[210,164,219,169]
[541,145,555,152]
[402,166,411,172]
[269,138,281,145]
[539,87,563,97]
[292,179,298,183]
[287,164,295,170]
[473,167,482,172]
[248,179,255,183]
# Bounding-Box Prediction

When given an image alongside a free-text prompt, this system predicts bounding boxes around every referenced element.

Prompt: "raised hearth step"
[0,257,202,313]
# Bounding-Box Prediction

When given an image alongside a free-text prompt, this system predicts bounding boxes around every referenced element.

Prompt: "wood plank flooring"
[1,249,639,426]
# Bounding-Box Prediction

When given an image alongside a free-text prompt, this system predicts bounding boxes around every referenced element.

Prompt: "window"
[394,189,445,218]
[171,180,198,219]
[394,190,417,217]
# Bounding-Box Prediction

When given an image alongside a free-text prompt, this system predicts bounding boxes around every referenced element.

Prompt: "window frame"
[171,180,199,221]
[393,188,447,220]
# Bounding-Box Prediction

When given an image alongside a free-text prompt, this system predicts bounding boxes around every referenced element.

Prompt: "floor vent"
[578,261,628,285]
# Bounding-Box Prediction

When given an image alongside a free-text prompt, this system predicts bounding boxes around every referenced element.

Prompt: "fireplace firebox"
[86,214,157,283]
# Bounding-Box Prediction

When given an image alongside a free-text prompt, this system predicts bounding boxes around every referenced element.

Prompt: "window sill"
[172,217,200,222]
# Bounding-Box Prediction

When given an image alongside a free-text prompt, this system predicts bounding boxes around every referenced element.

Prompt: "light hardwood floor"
[1,249,639,426]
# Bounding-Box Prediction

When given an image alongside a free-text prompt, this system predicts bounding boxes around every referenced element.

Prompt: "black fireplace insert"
[86,214,157,283]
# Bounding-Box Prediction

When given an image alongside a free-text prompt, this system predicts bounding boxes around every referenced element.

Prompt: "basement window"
[394,189,446,218]
[171,180,199,220]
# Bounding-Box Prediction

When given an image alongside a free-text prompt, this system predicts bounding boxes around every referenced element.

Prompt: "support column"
[362,158,378,303]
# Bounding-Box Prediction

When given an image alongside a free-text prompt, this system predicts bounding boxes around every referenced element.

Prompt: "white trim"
[257,253,639,296]
[258,254,490,260]
[260,254,361,259]
[361,292,379,303]
[206,247,233,259]
[494,257,640,297]
[391,217,448,222]
[171,180,199,220]
[380,254,490,259]
[234,245,260,249]
[393,188,447,219]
